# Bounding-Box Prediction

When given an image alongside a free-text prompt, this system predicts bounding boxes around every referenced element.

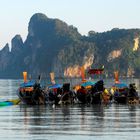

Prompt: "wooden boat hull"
[91,92,102,104]
[18,90,46,105]
[114,96,127,104]
[18,90,35,105]
[18,82,46,105]
[77,93,88,104]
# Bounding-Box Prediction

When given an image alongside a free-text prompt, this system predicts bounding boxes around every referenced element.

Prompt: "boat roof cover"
[20,81,35,88]
[48,84,62,89]
[81,81,96,87]
[113,83,128,88]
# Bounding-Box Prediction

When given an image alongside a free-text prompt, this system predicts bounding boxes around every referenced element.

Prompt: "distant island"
[0,13,140,78]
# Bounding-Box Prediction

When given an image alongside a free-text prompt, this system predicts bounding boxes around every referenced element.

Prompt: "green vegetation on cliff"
[0,13,140,78]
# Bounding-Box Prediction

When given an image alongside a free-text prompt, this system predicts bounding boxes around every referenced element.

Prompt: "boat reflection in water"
[12,104,140,140]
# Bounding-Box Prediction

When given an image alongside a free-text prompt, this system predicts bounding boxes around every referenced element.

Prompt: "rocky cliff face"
[0,13,140,78]
[11,35,23,53]
[0,43,10,71]
[133,37,139,51]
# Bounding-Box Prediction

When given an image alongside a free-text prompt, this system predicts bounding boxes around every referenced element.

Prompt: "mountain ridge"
[0,13,140,78]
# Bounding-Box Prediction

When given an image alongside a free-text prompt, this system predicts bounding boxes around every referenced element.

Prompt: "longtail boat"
[17,72,46,105]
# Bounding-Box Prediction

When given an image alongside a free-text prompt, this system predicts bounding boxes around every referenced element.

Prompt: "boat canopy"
[20,81,35,88]
[81,81,95,87]
[113,83,128,88]
[48,84,62,89]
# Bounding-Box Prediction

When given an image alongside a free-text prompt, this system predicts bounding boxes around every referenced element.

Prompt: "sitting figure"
[32,83,46,105]
[128,83,139,104]
[102,88,111,105]
[77,86,88,104]
[128,83,138,97]
[91,80,105,104]
[59,83,71,104]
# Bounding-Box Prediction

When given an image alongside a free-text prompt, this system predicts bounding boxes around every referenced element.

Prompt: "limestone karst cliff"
[0,13,140,78]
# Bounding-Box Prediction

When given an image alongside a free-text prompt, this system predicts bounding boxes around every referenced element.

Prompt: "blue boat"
[112,82,129,104]
[18,81,46,105]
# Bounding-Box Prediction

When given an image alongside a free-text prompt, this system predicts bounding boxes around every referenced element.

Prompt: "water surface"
[0,79,140,140]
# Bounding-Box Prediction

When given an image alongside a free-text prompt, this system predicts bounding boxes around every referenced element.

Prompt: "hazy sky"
[0,0,140,48]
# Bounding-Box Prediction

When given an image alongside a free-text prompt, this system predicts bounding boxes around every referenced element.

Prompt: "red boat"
[87,68,104,75]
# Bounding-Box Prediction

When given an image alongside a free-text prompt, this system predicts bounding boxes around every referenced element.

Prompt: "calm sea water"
[0,79,140,140]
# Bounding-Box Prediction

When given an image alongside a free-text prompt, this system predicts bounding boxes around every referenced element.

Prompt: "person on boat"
[54,87,62,104]
[57,87,62,95]
[91,80,105,104]
[91,80,105,93]
[77,86,87,95]
[60,83,71,104]
[128,83,138,98]
[102,88,111,104]
[114,88,120,97]
[77,86,89,104]
[32,83,45,105]
[53,88,57,94]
